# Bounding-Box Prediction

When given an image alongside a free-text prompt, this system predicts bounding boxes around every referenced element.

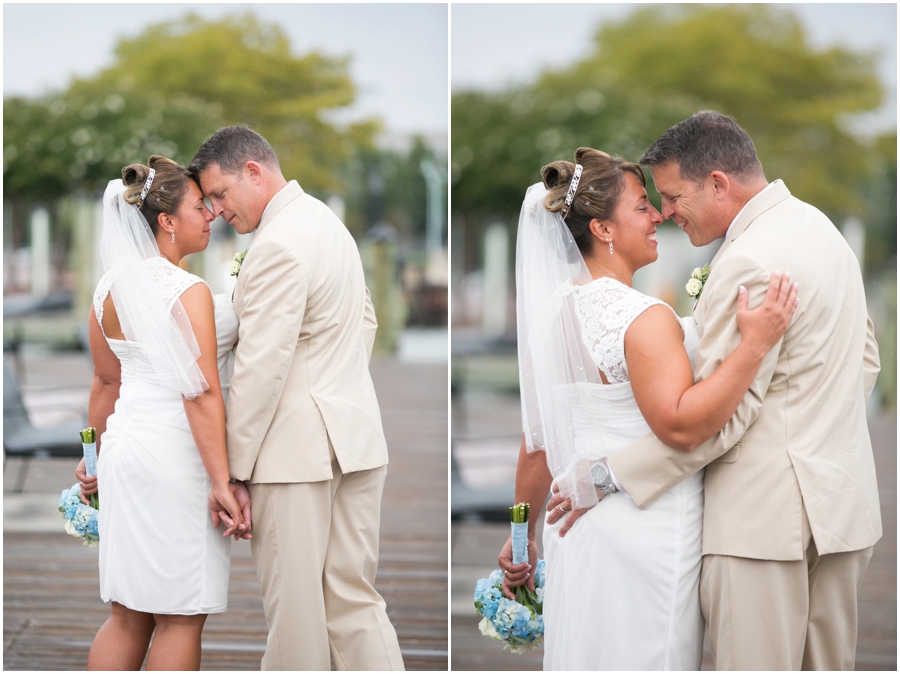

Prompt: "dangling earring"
[609,241,614,256]
[171,230,175,244]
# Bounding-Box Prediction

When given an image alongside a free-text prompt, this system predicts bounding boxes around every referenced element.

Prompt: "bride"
[498,148,798,670]
[75,156,252,670]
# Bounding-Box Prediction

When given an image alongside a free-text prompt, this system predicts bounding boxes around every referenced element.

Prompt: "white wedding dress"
[93,257,239,615]
[542,277,705,670]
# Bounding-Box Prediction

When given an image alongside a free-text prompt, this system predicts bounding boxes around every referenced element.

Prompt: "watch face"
[591,461,609,485]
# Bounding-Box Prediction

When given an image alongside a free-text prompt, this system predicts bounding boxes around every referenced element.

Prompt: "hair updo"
[541,148,646,254]
[122,155,195,235]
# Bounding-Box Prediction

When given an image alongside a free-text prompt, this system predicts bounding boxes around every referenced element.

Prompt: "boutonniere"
[230,251,247,277]
[686,264,711,300]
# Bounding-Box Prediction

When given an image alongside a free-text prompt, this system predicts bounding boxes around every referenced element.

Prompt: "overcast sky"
[3,3,449,138]
[452,3,897,134]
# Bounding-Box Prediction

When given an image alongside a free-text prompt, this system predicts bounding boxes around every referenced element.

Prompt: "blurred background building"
[450,4,896,668]
[4,3,449,359]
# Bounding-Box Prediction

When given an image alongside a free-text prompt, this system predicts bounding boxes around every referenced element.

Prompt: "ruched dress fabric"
[93,257,239,615]
[542,277,705,671]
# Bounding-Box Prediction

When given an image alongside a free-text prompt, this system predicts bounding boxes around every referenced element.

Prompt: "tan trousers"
[701,508,874,670]
[248,451,404,671]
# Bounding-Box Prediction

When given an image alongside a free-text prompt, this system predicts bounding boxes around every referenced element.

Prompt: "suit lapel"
[710,180,791,270]
[229,181,304,310]
[695,180,792,322]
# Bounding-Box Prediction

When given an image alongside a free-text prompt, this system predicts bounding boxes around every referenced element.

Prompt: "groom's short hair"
[190,125,280,176]
[640,111,764,186]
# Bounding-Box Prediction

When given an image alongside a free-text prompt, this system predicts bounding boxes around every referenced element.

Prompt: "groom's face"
[198,162,264,235]
[650,162,723,247]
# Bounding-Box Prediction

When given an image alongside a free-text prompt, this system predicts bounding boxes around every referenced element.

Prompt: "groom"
[190,125,404,671]
[548,111,881,670]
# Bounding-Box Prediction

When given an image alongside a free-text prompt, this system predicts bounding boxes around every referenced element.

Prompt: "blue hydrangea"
[59,483,99,547]
[474,558,546,653]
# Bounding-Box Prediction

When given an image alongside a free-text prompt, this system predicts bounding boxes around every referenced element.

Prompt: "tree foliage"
[4,13,377,202]
[452,4,892,267]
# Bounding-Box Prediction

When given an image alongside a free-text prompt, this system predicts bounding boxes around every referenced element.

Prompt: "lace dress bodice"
[92,257,238,397]
[573,277,679,384]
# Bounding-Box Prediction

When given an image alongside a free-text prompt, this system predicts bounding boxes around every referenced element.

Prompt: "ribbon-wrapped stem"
[80,427,99,509]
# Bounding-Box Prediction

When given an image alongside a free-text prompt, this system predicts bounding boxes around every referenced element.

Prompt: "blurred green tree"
[4,13,377,205]
[452,4,891,270]
[343,137,439,240]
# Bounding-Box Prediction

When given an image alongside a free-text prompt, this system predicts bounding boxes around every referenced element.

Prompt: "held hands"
[225,481,253,541]
[75,457,98,505]
[208,481,251,540]
[737,271,800,356]
[498,534,538,600]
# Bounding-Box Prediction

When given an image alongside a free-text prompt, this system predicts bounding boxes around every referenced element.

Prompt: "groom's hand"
[546,482,598,537]
[228,481,253,541]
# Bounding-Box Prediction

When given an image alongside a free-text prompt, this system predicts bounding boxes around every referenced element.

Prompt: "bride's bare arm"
[498,436,553,598]
[626,271,798,452]
[77,306,122,502]
[179,283,245,536]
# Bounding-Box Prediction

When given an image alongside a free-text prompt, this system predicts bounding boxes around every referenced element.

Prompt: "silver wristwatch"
[590,458,617,495]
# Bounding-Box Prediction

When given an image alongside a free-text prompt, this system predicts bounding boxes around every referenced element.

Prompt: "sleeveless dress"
[542,277,705,670]
[93,257,239,615]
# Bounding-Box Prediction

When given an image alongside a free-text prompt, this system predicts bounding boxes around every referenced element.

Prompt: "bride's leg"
[87,602,155,670]
[146,613,208,670]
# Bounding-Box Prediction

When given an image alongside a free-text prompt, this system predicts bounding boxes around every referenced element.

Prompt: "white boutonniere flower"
[230,251,247,277]
[686,264,711,300]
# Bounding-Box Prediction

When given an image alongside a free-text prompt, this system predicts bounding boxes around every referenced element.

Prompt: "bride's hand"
[498,535,537,599]
[75,457,98,505]
[208,482,245,538]
[737,271,799,356]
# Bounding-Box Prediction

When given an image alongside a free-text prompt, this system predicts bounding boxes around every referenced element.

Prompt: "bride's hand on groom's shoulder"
[736,270,800,355]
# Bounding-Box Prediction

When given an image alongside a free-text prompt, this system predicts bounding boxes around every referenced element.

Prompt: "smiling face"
[603,171,663,272]
[649,161,728,247]
[167,179,214,255]
[197,162,265,235]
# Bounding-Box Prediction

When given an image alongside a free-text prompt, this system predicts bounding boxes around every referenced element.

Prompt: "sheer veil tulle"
[99,179,208,398]
[515,182,605,508]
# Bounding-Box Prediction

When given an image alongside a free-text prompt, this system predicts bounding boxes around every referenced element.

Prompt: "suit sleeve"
[226,239,307,480]
[363,285,378,363]
[862,312,880,404]
[608,253,781,508]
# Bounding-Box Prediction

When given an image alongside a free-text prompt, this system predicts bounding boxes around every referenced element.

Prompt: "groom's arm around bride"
[191,125,404,671]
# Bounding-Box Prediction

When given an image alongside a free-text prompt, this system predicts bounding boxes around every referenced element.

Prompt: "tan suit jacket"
[608,180,881,560]
[226,181,388,483]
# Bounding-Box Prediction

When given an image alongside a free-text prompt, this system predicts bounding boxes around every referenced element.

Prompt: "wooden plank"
[4,358,448,671]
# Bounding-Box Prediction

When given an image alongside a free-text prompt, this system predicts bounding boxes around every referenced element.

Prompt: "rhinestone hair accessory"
[137,168,156,208]
[561,164,583,218]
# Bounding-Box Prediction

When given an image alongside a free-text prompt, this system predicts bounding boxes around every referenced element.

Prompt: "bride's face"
[606,172,663,270]
[169,180,214,255]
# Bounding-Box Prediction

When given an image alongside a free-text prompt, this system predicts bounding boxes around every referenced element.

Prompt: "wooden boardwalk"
[451,414,897,671]
[4,357,448,671]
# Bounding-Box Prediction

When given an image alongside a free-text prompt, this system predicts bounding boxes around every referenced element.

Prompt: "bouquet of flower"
[59,483,99,547]
[473,502,546,653]
[474,559,546,653]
